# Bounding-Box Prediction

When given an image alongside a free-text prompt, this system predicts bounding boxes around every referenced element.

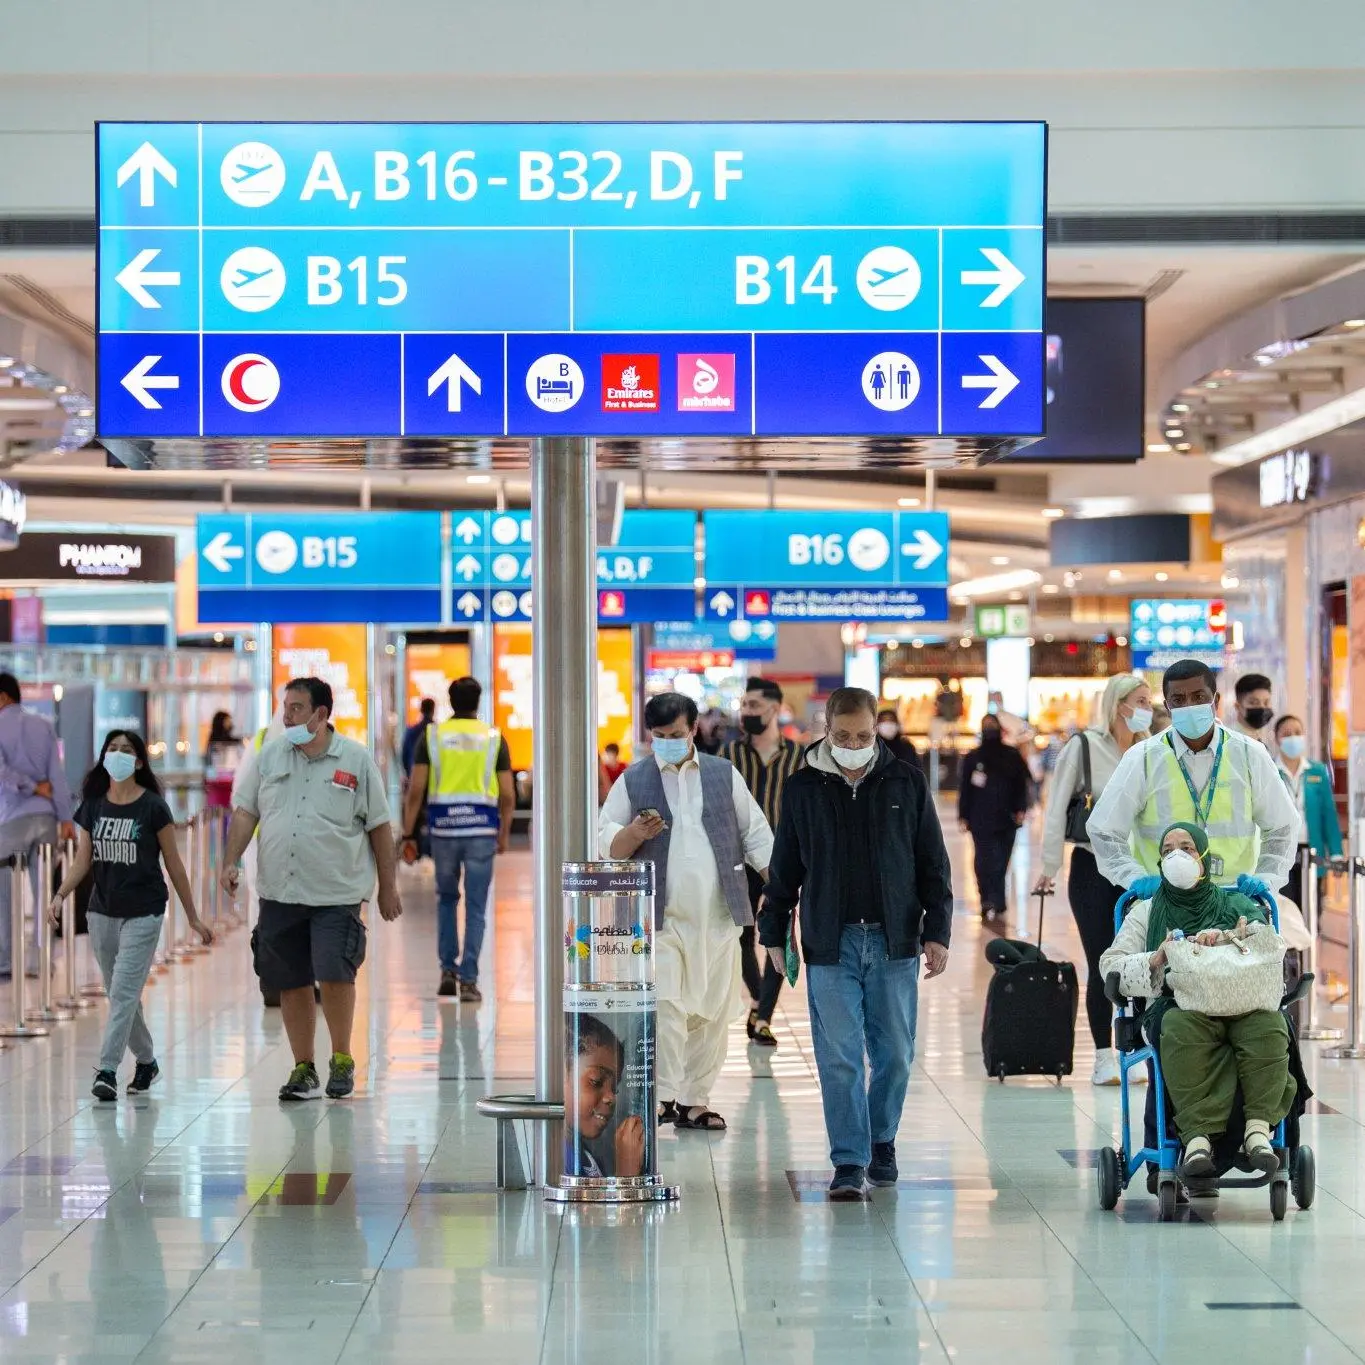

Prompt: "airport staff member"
[1087,659,1298,901]
[401,677,513,1002]
[223,677,402,1102]
[1229,672,1276,744]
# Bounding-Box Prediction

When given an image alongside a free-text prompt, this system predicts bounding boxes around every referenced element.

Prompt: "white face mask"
[830,742,877,771]
[876,721,899,740]
[1160,848,1203,890]
[1124,706,1153,734]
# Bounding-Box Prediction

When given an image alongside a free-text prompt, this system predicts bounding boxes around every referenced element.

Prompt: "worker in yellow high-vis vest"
[1087,658,1298,900]
[402,676,514,1002]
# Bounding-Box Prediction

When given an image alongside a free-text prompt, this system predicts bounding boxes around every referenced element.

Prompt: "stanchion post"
[1324,856,1365,1060]
[1300,846,1343,1041]
[55,839,90,1012]
[28,843,71,1023]
[0,855,48,1038]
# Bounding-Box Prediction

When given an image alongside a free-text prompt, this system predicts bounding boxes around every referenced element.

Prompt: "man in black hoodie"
[760,687,952,1200]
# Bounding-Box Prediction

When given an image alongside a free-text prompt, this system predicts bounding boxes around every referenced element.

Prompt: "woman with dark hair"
[204,710,243,811]
[49,730,212,1102]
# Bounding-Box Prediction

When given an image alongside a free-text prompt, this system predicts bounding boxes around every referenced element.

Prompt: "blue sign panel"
[1129,598,1228,671]
[197,513,442,623]
[97,122,1045,440]
[654,620,779,661]
[703,510,950,624]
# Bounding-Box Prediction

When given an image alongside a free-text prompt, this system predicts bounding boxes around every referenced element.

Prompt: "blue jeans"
[432,836,496,980]
[807,925,921,1169]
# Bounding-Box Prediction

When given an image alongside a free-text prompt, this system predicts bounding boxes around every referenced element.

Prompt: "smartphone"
[638,807,669,829]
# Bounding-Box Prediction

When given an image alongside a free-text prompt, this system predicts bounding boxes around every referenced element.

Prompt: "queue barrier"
[1324,855,1365,1061]
[476,1095,567,1191]
[1298,846,1345,1042]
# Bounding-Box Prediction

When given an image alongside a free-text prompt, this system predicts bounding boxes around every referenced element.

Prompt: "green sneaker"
[279,1061,321,1102]
[325,1053,356,1099]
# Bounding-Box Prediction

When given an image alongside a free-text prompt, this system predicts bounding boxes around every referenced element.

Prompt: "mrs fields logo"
[601,354,659,412]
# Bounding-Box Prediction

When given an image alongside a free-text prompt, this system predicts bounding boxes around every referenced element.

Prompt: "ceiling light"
[989,555,1010,566]
[1008,591,1023,601]
[1204,381,1220,389]
[1211,382,1365,467]
[1155,571,1169,582]
[1176,443,1192,452]
[1025,637,1036,646]
[1344,320,1365,329]
[897,496,921,508]
[1171,403,1191,413]
[1116,635,1129,647]
[1147,443,1172,454]
[1165,429,1184,438]
[959,636,972,648]
[911,638,924,649]
[1041,583,1059,594]
[1041,507,1065,519]
[1107,569,1124,581]
[949,569,1042,600]
[0,398,56,412]
[0,357,11,368]
[885,640,899,651]
[465,473,492,485]
[1043,633,1055,643]
[1222,574,1240,589]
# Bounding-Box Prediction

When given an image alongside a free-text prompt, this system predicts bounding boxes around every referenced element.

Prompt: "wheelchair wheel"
[1157,1178,1179,1223]
[1291,1146,1316,1210]
[1270,1176,1288,1222]
[1096,1147,1121,1211]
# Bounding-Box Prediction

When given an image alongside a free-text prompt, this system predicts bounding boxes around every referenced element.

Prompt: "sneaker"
[1242,1120,1279,1174]
[1179,1135,1215,1180]
[438,971,459,998]
[829,1165,867,1201]
[92,1070,118,1102]
[458,980,482,1003]
[127,1061,160,1095]
[868,1142,898,1187]
[1091,1049,1121,1087]
[325,1053,356,1100]
[279,1061,322,1102]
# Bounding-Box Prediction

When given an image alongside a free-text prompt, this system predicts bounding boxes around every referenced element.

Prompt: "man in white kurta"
[600,699,772,1131]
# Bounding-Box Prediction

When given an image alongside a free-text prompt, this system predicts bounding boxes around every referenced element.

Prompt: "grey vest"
[622,754,751,928]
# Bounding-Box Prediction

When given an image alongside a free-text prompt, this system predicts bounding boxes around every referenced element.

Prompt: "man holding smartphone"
[599,692,773,1135]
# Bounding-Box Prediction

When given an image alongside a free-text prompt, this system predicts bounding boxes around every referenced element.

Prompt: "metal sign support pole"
[531,436,599,1189]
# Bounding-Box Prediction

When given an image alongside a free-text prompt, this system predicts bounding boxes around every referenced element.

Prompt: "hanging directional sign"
[197,512,443,623]
[450,508,697,623]
[97,122,1045,440]
[702,509,951,623]
[653,619,779,662]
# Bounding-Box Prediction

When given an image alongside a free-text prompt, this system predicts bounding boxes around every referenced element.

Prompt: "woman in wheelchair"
[1098,821,1295,1182]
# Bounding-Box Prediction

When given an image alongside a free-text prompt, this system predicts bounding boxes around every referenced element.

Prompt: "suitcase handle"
[1035,886,1052,953]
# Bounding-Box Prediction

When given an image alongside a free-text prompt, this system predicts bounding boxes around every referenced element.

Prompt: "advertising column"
[551,861,678,1203]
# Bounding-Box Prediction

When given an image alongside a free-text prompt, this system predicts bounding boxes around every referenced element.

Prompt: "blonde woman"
[1034,673,1153,1086]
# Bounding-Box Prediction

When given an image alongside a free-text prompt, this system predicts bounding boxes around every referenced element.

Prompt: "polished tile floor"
[3,811,1365,1364]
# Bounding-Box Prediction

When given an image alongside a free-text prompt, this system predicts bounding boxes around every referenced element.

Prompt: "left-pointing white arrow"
[115,248,181,309]
[121,355,180,410]
[903,528,945,571]
[961,354,1019,410]
[960,247,1025,308]
[115,141,178,208]
[202,531,245,574]
[427,353,482,413]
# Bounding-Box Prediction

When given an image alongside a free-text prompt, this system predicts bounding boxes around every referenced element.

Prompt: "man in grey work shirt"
[0,673,73,978]
[223,677,402,1102]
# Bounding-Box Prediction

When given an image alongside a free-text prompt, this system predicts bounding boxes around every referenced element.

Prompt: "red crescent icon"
[229,357,266,406]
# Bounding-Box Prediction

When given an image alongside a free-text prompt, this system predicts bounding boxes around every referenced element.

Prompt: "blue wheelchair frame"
[1109,887,1295,1198]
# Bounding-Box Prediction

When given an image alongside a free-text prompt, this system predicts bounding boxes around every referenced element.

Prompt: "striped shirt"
[721,736,805,830]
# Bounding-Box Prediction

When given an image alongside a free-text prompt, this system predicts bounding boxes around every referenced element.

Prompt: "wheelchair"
[1095,888,1316,1223]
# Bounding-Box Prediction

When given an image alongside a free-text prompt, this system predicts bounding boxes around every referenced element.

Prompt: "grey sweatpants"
[88,911,161,1073]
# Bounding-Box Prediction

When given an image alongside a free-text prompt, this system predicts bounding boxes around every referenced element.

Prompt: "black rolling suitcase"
[981,890,1079,1082]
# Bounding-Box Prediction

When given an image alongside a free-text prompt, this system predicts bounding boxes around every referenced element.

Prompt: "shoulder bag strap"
[1078,732,1093,804]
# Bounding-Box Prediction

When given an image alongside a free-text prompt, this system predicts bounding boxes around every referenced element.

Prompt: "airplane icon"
[231,161,275,184]
[867,265,912,287]
[231,266,274,289]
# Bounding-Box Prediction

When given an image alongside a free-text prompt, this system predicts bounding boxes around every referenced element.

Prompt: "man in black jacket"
[760,686,952,1201]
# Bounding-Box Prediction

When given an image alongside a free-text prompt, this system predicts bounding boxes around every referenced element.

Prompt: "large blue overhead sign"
[703,510,951,623]
[97,122,1045,440]
[198,513,443,622]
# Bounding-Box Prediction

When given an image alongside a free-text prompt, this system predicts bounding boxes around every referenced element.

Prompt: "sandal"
[751,1020,778,1048]
[657,1100,679,1125]
[674,1107,727,1132]
[745,1009,759,1040]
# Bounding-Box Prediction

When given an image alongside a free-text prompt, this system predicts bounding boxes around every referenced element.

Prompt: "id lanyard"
[1166,728,1225,828]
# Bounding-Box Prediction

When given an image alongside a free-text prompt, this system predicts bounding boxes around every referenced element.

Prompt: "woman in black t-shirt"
[50,730,212,1102]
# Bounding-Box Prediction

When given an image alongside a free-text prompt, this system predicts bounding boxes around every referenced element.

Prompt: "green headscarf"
[1144,821,1268,951]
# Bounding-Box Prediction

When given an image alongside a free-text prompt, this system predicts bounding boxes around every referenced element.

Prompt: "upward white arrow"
[115,248,181,309]
[960,247,1025,308]
[427,353,482,412]
[456,591,483,618]
[903,528,945,571]
[709,590,736,617]
[115,141,178,208]
[455,554,481,581]
[454,516,482,544]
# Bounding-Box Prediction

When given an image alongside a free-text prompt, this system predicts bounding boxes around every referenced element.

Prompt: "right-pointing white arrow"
[115,247,181,309]
[202,531,245,574]
[121,355,180,410]
[960,247,1025,308]
[115,141,178,208]
[904,528,945,571]
[961,354,1019,410]
[709,590,736,617]
[427,353,482,412]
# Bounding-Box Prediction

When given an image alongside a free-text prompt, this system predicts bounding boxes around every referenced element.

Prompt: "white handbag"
[1163,923,1287,1017]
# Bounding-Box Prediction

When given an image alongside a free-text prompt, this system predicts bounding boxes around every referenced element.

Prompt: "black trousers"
[971,826,1016,913]
[1284,860,1304,912]
[1068,847,1124,1050]
[739,867,784,1022]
